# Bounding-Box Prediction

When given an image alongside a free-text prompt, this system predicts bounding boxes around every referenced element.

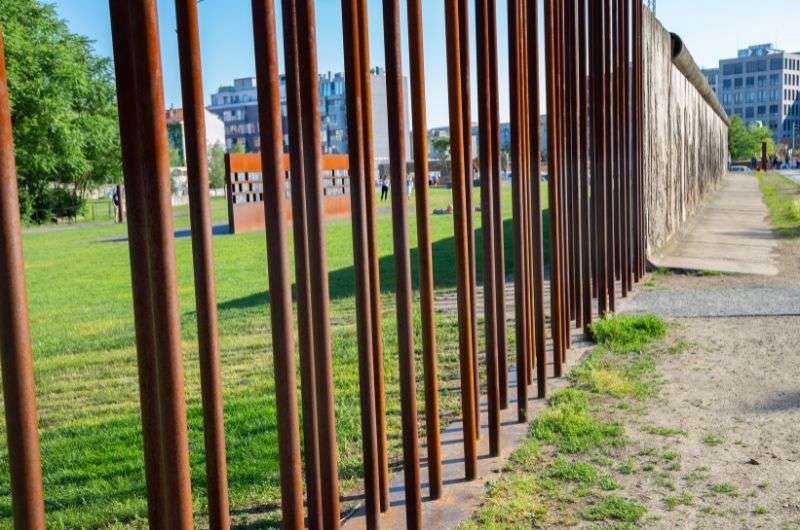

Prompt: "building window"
[735,78,744,88]
[723,63,743,75]
[770,58,783,70]
[745,107,755,118]
[757,105,766,115]
[746,76,755,86]
[771,74,780,86]
[770,104,779,115]
[723,79,732,89]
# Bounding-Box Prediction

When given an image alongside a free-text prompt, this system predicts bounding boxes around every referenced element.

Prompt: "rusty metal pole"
[0,27,46,530]
[508,0,529,422]
[279,1,322,526]
[173,2,231,526]
[525,0,547,398]
[578,0,593,333]
[519,0,534,388]
[128,2,195,527]
[487,0,508,410]
[457,0,480,439]
[382,0,423,524]
[250,2,305,528]
[406,0,443,500]
[476,0,501,457]
[545,0,565,376]
[633,0,644,280]
[108,3,166,525]
[354,1,390,509]
[340,0,381,526]
[445,0,479,478]
[295,1,342,526]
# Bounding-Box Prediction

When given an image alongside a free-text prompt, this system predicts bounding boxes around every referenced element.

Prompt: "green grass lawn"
[757,171,800,239]
[0,182,549,528]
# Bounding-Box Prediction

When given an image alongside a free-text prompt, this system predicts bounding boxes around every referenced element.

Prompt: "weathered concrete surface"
[650,172,779,275]
[642,7,729,257]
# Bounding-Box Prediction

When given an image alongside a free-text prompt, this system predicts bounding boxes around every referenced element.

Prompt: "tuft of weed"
[709,482,738,497]
[643,425,687,437]
[548,458,600,483]
[533,389,624,453]
[702,434,724,447]
[583,495,647,523]
[590,314,667,353]
[664,493,694,510]
[465,474,549,528]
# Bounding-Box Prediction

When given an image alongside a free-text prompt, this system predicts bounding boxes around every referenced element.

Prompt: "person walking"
[380,176,389,201]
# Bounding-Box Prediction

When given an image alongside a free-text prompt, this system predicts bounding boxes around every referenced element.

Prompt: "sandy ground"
[617,236,800,529]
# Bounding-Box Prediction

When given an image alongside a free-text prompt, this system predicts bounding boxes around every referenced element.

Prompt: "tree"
[431,135,451,174]
[208,142,226,189]
[728,115,776,161]
[1,0,121,222]
[728,116,753,161]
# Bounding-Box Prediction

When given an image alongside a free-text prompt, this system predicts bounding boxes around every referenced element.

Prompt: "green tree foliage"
[728,115,775,161]
[208,141,226,189]
[1,0,121,223]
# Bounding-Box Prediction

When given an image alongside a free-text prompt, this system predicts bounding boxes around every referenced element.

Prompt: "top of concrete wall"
[644,6,729,126]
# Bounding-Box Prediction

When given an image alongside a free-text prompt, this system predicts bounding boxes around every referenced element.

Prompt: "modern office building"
[207,68,410,160]
[702,43,800,143]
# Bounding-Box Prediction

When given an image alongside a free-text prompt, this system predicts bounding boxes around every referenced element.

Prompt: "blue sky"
[51,0,800,128]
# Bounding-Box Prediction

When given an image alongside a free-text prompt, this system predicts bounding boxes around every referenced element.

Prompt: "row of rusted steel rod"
[544,0,649,362]
[0,0,651,528]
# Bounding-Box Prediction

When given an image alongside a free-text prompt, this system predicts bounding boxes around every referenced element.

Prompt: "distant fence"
[641,6,730,257]
[0,1,659,529]
[225,152,352,233]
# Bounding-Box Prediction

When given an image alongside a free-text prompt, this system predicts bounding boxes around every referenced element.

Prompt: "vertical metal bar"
[476,0,501,457]
[525,0,547,398]
[0,26,46,530]
[457,0,480,439]
[341,0,380,525]
[406,0,443,500]
[108,3,166,524]
[633,0,645,280]
[602,0,615,313]
[578,0,593,333]
[295,1,342,525]
[129,2,195,527]
[382,0,423,523]
[508,0,528,422]
[173,2,230,526]
[545,0,565,375]
[519,0,534,388]
[354,1,390,509]
[487,0,508,410]
[279,0,322,526]
[445,0,478,477]
[250,1,305,527]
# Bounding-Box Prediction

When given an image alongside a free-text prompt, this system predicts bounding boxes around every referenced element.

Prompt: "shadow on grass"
[217,209,552,313]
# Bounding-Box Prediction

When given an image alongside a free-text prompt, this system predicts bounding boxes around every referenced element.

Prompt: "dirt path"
[615,222,800,528]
